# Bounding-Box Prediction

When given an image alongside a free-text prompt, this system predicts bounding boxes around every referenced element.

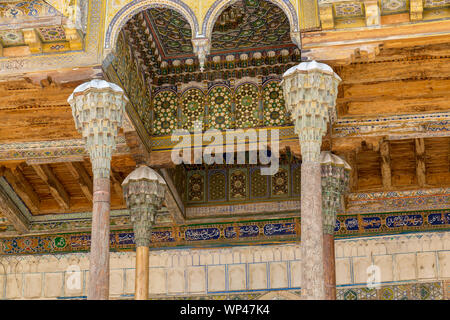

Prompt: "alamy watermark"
[171,121,280,175]
[66,264,81,291]
[366,264,381,289]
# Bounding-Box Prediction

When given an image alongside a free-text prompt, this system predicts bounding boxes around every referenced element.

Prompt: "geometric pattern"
[235,83,260,128]
[187,170,206,202]
[108,30,153,137]
[184,163,301,204]
[271,165,289,197]
[211,0,292,53]
[0,0,59,19]
[36,26,66,42]
[152,90,178,136]
[0,30,25,46]
[291,163,301,196]
[250,166,269,199]
[208,170,227,201]
[181,88,205,131]
[381,0,409,13]
[145,8,193,57]
[207,85,233,130]
[337,282,444,300]
[145,80,292,136]
[262,80,290,126]
[424,0,450,8]
[229,168,248,200]
[333,2,365,17]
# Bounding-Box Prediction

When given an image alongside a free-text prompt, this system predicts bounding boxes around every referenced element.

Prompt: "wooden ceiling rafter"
[65,161,93,203]
[31,164,70,210]
[379,139,392,190]
[1,165,40,213]
[415,138,427,188]
[160,168,185,224]
[0,180,30,234]
[110,169,124,205]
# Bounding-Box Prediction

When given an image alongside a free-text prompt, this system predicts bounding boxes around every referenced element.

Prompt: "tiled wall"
[0,231,449,299]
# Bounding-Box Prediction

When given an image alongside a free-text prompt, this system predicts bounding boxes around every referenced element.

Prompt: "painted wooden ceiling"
[210,0,293,53]
[134,0,295,60]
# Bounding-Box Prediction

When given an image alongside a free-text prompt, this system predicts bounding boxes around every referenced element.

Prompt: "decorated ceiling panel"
[144,79,292,136]
[119,0,301,86]
[210,0,294,53]
[144,7,193,58]
[181,161,301,205]
[0,0,61,20]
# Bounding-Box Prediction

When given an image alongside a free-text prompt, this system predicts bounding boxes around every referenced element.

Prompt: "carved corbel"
[290,31,302,48]
[64,27,83,50]
[363,0,380,26]
[63,0,88,34]
[22,28,42,54]
[192,37,210,72]
[410,0,423,21]
[319,4,334,30]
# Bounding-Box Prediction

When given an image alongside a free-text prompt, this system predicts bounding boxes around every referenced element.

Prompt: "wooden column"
[122,166,166,300]
[323,234,336,299]
[282,61,341,300]
[89,177,111,299]
[320,152,351,300]
[68,80,127,300]
[135,246,149,300]
[301,161,325,299]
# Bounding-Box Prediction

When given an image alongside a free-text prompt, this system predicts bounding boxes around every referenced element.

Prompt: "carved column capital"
[122,166,166,247]
[68,80,128,179]
[192,37,210,72]
[282,61,341,162]
[320,151,351,234]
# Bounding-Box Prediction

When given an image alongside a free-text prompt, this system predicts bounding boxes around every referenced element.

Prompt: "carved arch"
[104,0,200,51]
[201,0,300,41]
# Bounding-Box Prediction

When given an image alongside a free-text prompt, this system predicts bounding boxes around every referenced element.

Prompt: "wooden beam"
[1,166,40,213]
[0,177,29,234]
[110,169,124,203]
[415,138,427,187]
[160,168,185,224]
[344,151,358,192]
[124,131,150,165]
[380,140,392,190]
[66,162,93,202]
[31,164,70,210]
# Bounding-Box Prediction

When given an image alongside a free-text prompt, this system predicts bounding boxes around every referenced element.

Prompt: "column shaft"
[301,161,325,299]
[88,177,111,300]
[323,233,336,300]
[135,246,149,300]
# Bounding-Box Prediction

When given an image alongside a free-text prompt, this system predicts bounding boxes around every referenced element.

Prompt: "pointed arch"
[104,0,200,51]
[201,0,299,39]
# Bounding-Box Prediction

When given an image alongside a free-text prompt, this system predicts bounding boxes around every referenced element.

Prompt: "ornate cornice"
[347,188,450,213]
[0,136,130,161]
[333,112,450,138]
[0,0,102,75]
[1,211,449,254]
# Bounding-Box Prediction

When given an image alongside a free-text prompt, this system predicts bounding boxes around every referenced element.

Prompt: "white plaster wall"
[0,231,449,299]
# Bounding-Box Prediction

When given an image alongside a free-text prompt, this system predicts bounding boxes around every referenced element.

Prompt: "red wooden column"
[282,61,341,299]
[320,151,351,299]
[122,166,166,300]
[68,80,128,300]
